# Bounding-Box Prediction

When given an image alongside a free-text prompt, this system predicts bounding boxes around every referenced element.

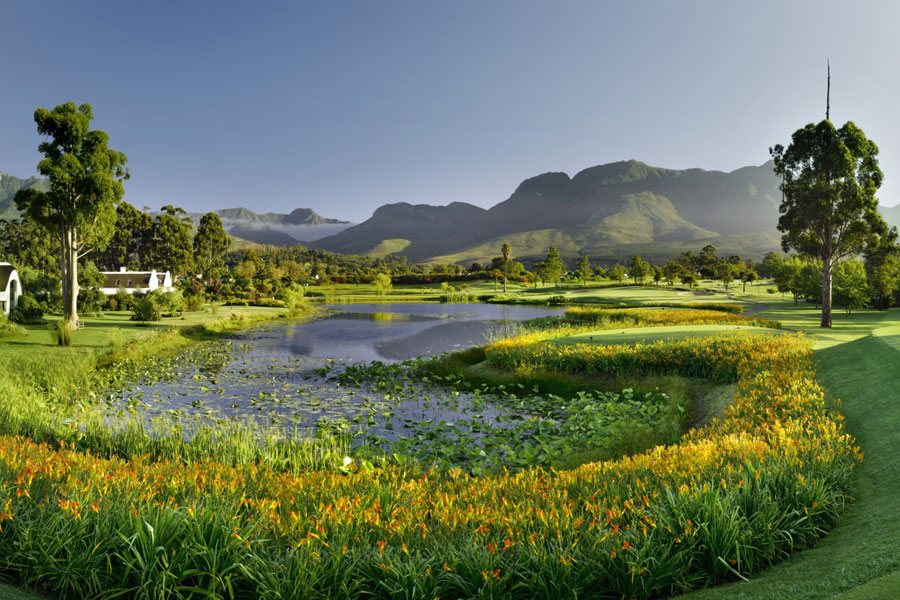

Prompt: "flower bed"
[0,324,859,598]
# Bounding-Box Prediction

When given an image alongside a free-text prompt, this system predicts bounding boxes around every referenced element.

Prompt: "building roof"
[102,272,153,289]
[0,263,16,292]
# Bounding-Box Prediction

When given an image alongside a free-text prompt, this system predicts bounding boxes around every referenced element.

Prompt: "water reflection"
[265,302,565,362]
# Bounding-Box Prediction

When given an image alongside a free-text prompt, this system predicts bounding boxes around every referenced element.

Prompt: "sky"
[2,0,899,223]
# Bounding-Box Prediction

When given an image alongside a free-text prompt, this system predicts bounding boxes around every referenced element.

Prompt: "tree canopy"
[14,102,128,328]
[543,247,563,285]
[771,119,887,327]
[194,212,231,281]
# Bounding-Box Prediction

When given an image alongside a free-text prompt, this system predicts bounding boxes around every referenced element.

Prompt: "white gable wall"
[0,268,21,316]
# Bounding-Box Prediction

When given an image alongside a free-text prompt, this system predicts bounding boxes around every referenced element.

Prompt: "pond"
[110,303,674,471]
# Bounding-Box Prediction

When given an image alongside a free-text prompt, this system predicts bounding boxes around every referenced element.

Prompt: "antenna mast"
[826,60,831,120]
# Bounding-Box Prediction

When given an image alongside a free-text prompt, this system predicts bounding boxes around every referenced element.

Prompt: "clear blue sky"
[2,0,899,222]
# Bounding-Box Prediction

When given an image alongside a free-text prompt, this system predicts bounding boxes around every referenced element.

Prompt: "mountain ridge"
[310,159,785,262]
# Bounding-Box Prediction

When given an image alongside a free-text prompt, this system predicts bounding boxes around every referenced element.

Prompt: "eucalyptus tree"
[771,120,887,327]
[14,102,128,327]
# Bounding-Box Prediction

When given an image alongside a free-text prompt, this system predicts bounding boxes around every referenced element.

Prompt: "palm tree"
[501,243,511,293]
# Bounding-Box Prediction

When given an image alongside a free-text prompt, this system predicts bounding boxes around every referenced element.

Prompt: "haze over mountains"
[5,159,900,264]
[310,160,787,264]
[182,208,353,245]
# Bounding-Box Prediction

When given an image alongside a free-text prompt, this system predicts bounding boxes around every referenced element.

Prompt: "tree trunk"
[821,263,833,328]
[62,227,80,327]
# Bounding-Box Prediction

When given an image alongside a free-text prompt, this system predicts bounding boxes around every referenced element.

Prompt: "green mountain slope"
[0,172,49,219]
[311,159,783,263]
[194,207,348,226]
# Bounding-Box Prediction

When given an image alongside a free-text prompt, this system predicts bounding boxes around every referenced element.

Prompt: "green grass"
[366,238,411,257]
[679,319,900,599]
[0,306,286,360]
[0,583,41,600]
[552,324,781,346]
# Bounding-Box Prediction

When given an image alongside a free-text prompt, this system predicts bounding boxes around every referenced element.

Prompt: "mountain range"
[0,172,49,218]
[183,208,353,245]
[309,160,788,264]
[5,160,900,264]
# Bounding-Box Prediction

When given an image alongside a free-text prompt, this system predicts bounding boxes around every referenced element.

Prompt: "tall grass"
[50,321,74,346]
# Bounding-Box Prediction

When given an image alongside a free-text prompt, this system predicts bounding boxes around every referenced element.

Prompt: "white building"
[100,267,175,295]
[0,263,21,315]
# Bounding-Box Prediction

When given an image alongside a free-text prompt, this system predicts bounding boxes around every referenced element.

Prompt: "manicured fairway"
[681,321,900,599]
[553,324,781,346]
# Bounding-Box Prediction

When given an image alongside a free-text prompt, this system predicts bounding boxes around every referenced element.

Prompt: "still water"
[115,303,566,440]
[251,303,566,362]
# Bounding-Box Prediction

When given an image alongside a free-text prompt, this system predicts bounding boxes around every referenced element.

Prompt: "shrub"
[131,296,161,322]
[279,284,311,317]
[9,294,43,324]
[108,288,134,311]
[77,287,105,313]
[185,294,205,312]
[0,311,26,338]
[151,289,185,317]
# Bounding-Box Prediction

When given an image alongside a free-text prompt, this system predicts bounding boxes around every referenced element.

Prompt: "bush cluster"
[9,295,43,324]
[130,290,185,321]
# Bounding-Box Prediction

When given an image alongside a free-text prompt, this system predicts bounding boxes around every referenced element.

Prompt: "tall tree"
[94,201,153,270]
[576,254,591,288]
[609,264,626,284]
[150,205,194,276]
[532,261,546,288]
[833,259,868,315]
[14,102,128,327]
[629,255,650,284]
[716,260,735,290]
[771,119,887,327]
[662,260,683,287]
[194,212,231,282]
[501,242,511,293]
[543,247,564,286]
[865,229,900,309]
[742,269,758,292]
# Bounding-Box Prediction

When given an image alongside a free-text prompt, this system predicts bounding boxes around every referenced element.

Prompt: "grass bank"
[0,305,350,477]
[680,322,900,599]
